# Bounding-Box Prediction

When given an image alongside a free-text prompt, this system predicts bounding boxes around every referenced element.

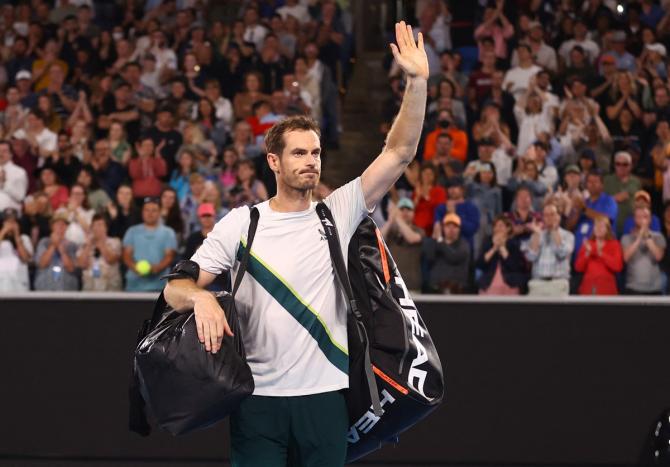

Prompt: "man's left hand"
[390,21,429,80]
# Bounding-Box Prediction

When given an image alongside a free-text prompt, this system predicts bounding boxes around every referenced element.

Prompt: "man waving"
[164,22,429,467]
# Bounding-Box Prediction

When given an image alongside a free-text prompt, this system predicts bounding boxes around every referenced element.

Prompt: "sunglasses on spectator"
[615,162,631,166]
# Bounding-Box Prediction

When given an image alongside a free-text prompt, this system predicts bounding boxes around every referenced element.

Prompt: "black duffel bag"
[316,203,445,463]
[130,207,259,436]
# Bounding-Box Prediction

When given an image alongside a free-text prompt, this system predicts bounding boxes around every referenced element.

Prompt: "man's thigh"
[230,395,290,467]
[287,391,348,467]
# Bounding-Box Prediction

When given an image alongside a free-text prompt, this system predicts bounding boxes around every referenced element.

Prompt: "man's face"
[235,123,252,141]
[517,46,531,61]
[516,189,532,210]
[635,208,651,229]
[536,72,549,90]
[542,205,560,230]
[124,65,141,84]
[570,49,585,66]
[586,174,603,197]
[51,219,67,236]
[478,144,494,161]
[530,26,543,41]
[399,207,414,223]
[655,87,669,107]
[435,136,451,156]
[571,80,586,97]
[13,39,26,56]
[199,213,215,230]
[190,178,205,195]
[91,219,107,238]
[142,203,161,225]
[114,85,130,102]
[27,113,42,130]
[94,141,111,165]
[157,111,172,128]
[269,130,322,192]
[443,222,460,242]
[564,172,580,188]
[244,8,258,25]
[614,156,632,178]
[205,83,220,101]
[447,185,464,201]
[0,143,11,164]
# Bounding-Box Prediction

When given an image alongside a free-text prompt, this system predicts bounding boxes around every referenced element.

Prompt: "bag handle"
[315,202,382,417]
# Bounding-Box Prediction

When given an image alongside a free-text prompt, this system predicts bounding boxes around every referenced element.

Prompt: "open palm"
[390,21,429,80]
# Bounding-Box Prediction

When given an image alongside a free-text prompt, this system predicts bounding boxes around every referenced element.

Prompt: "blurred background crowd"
[379,0,670,296]
[2,0,670,296]
[0,0,352,292]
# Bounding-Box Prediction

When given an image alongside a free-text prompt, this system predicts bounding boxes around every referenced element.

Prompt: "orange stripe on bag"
[372,365,409,395]
[374,228,391,285]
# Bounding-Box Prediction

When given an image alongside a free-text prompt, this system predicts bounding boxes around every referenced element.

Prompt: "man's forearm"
[164,278,211,313]
[384,77,427,163]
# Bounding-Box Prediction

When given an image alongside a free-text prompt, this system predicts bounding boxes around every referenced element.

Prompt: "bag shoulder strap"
[315,202,382,417]
[232,206,259,298]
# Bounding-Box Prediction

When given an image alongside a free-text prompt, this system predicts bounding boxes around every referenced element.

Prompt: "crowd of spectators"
[0,0,352,292]
[381,0,670,296]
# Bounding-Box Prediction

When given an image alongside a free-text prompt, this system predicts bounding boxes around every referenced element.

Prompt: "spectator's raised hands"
[389,21,429,80]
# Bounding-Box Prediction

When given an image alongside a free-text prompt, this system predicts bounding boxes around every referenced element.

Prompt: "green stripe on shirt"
[237,241,349,375]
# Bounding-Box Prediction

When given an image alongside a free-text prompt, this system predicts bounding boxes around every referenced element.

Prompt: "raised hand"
[390,21,429,80]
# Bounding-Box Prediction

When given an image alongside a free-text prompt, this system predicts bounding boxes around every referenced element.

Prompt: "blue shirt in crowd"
[574,192,618,254]
[434,200,481,247]
[123,224,177,291]
[622,214,661,236]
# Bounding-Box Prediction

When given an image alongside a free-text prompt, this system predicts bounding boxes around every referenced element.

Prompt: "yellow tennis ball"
[136,260,151,276]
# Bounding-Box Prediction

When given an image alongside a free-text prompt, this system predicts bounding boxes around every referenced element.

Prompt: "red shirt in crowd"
[128,156,167,198]
[47,185,69,211]
[412,185,447,237]
[574,238,624,295]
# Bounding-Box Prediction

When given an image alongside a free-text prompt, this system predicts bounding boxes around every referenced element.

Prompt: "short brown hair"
[264,116,321,156]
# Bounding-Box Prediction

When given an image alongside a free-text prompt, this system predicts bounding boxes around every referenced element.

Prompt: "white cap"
[614,150,632,164]
[15,70,31,81]
[11,129,27,140]
[646,43,667,57]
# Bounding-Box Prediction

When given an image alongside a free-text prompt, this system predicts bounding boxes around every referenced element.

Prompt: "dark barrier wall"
[1,295,669,465]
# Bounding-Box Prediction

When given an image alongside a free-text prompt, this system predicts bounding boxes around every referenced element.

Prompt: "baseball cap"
[601,54,616,65]
[634,190,651,203]
[442,213,461,227]
[2,207,18,220]
[197,203,216,217]
[579,148,596,161]
[478,162,494,172]
[16,70,31,81]
[646,43,667,57]
[564,164,581,175]
[532,140,548,151]
[50,211,70,225]
[614,150,632,164]
[142,196,160,206]
[396,197,415,210]
[112,79,131,92]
